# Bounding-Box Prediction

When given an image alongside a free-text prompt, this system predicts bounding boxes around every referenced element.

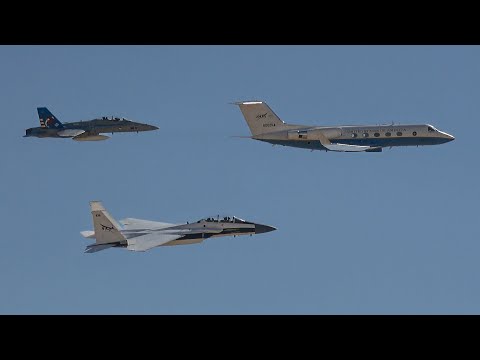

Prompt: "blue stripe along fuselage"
[259,136,451,150]
[121,227,254,241]
[177,227,254,241]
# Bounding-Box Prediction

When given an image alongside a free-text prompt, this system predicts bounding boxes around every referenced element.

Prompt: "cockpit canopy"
[427,125,438,132]
[197,215,248,224]
[100,116,128,121]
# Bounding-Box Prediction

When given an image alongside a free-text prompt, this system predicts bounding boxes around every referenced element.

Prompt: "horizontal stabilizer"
[85,243,117,253]
[80,230,95,239]
[324,143,382,152]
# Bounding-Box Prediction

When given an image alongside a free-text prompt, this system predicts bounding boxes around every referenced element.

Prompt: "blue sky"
[1,45,478,314]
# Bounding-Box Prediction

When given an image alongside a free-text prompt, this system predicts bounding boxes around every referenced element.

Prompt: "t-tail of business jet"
[233,101,454,152]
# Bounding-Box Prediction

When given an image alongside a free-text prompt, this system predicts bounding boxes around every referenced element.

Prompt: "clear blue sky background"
[1,45,478,314]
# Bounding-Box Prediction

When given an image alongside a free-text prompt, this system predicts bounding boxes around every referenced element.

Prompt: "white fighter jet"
[81,201,276,253]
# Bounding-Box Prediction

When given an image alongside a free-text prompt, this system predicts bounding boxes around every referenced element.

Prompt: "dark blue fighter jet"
[24,107,158,141]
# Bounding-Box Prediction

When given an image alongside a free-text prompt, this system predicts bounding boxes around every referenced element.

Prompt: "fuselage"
[24,117,158,139]
[118,216,275,247]
[254,124,454,150]
[234,101,455,152]
[83,200,277,253]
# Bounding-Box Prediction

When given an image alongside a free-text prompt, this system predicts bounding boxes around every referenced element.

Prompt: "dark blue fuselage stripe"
[261,137,450,150]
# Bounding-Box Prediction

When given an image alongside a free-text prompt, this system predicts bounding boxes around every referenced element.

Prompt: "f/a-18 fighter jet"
[81,201,276,253]
[24,107,158,141]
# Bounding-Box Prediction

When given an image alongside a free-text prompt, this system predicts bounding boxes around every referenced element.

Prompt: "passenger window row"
[351,131,419,138]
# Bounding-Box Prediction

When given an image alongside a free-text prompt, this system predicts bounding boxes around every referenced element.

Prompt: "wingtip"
[229,100,264,105]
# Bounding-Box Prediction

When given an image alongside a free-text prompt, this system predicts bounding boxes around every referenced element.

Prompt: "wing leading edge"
[126,226,224,251]
[126,232,182,251]
[323,143,382,152]
[119,218,176,230]
[315,130,382,152]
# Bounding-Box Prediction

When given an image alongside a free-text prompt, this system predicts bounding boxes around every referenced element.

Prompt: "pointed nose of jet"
[135,123,158,131]
[255,224,277,234]
[439,131,455,142]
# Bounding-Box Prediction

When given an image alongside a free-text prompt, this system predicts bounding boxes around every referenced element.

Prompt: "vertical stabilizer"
[90,201,126,244]
[37,107,64,129]
[233,101,286,136]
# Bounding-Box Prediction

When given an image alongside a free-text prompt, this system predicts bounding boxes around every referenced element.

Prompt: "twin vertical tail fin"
[37,107,64,129]
[83,201,127,250]
[233,101,286,136]
[90,201,125,244]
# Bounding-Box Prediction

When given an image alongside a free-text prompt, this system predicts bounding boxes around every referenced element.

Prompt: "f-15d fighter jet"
[81,201,276,253]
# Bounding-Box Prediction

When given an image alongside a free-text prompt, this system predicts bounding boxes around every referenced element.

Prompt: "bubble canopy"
[196,215,250,224]
[100,116,129,121]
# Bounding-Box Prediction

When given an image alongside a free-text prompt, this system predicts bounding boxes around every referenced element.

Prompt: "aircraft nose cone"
[439,131,454,142]
[255,224,277,234]
[147,125,159,131]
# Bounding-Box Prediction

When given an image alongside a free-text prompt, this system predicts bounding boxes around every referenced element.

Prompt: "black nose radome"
[255,224,277,234]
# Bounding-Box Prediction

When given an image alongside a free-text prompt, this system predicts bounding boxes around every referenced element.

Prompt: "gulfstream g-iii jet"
[233,101,454,152]
[24,107,158,141]
[81,201,276,253]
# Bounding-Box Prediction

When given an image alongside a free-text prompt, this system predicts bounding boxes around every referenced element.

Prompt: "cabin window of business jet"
[351,133,357,138]
[374,133,380,137]
[363,133,369,138]
[412,131,417,136]
[385,132,391,137]
[397,132,403,136]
